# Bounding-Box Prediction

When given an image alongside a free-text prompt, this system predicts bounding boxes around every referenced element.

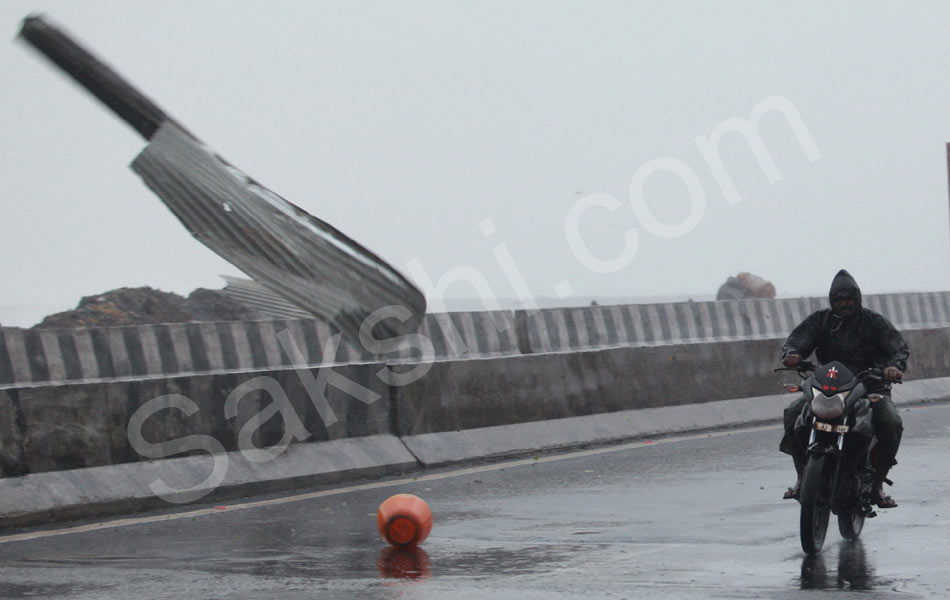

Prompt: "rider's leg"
[780,395,807,499]
[871,393,903,508]
[783,457,806,500]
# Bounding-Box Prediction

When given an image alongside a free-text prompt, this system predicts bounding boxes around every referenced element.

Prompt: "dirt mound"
[33,286,267,329]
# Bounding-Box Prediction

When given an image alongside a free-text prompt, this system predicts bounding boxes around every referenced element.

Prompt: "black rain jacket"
[781,270,909,390]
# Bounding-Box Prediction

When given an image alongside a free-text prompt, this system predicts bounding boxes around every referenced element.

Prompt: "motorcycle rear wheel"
[838,509,865,540]
[799,454,831,554]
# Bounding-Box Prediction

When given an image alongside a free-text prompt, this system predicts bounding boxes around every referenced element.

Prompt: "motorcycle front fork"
[806,427,874,515]
[807,428,845,451]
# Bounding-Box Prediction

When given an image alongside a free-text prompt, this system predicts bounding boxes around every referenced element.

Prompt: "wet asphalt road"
[1,402,949,599]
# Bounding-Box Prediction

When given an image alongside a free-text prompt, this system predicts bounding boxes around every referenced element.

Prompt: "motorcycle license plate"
[814,422,849,433]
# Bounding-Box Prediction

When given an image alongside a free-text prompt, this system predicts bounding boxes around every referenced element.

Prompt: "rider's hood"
[828,269,862,310]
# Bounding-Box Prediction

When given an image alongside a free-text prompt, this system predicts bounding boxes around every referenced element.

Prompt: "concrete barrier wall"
[397,325,950,436]
[394,338,780,436]
[0,310,519,386]
[3,292,948,386]
[4,326,948,479]
[519,292,950,353]
[0,363,390,478]
[399,310,519,360]
[0,320,358,386]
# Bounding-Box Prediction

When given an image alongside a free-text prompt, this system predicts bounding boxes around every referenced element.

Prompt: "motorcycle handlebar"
[773,362,902,384]
[773,360,817,375]
[857,367,903,385]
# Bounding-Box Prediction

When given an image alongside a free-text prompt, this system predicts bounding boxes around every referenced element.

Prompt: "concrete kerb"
[0,434,419,530]
[2,377,948,529]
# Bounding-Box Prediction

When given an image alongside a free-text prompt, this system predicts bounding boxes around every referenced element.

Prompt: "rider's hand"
[783,353,801,367]
[884,366,903,382]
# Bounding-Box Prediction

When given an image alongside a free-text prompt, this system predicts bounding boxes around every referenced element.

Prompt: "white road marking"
[0,424,781,545]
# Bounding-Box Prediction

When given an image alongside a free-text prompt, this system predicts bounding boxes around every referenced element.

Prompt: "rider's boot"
[872,465,898,509]
[783,456,805,500]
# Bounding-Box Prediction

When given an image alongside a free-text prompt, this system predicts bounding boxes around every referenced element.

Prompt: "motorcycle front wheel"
[799,454,831,554]
[838,509,865,540]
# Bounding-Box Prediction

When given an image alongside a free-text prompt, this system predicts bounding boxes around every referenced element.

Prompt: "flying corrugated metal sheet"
[20,15,426,345]
[131,122,425,342]
[220,276,313,320]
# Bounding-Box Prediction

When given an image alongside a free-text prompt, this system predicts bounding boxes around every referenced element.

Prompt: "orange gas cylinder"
[377,494,432,547]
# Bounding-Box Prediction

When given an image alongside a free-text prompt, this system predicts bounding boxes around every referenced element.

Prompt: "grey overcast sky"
[3,1,950,327]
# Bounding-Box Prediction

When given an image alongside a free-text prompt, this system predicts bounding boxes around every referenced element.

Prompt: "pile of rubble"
[33,286,267,329]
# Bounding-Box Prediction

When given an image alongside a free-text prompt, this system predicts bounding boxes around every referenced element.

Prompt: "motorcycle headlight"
[811,389,846,420]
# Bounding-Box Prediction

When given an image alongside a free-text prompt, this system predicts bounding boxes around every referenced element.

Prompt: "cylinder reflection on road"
[377,546,431,580]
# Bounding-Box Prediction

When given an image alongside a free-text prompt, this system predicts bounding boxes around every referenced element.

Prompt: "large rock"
[716,272,776,301]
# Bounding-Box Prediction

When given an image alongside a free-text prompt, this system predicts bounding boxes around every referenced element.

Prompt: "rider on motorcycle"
[779,269,908,508]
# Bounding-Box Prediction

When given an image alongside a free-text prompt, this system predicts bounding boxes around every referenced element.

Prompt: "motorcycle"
[777,360,899,554]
